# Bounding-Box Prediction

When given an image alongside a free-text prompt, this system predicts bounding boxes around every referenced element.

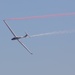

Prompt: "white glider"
[3,20,32,54]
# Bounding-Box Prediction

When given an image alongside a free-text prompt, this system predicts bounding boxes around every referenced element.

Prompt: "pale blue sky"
[0,0,75,75]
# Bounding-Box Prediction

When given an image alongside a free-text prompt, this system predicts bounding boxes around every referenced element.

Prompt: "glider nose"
[11,38,14,40]
[11,37,16,40]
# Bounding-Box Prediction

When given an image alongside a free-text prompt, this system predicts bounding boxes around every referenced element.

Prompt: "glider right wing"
[3,20,16,37]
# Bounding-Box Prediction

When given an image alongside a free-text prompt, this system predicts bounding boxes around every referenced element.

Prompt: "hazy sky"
[1,0,75,75]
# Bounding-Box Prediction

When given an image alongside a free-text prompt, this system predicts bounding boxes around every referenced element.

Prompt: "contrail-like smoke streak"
[30,30,75,38]
[6,12,75,20]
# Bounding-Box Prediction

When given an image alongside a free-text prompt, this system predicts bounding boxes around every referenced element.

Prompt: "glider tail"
[24,32,30,38]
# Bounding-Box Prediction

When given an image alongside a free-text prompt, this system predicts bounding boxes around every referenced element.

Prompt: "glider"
[3,20,33,54]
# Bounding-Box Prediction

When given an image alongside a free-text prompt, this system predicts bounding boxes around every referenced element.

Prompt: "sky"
[0,0,75,75]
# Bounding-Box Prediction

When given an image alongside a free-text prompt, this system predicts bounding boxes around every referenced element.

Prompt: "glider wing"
[3,20,16,37]
[17,39,33,54]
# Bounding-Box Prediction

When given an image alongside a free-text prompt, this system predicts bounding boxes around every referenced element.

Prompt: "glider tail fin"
[24,32,30,38]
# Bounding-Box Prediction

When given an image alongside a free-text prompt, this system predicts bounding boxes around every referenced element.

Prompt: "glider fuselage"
[11,36,22,40]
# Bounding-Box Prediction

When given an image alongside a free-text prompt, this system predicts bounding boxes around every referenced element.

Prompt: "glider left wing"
[17,39,33,54]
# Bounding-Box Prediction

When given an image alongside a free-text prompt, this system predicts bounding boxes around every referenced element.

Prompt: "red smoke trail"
[6,12,75,20]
